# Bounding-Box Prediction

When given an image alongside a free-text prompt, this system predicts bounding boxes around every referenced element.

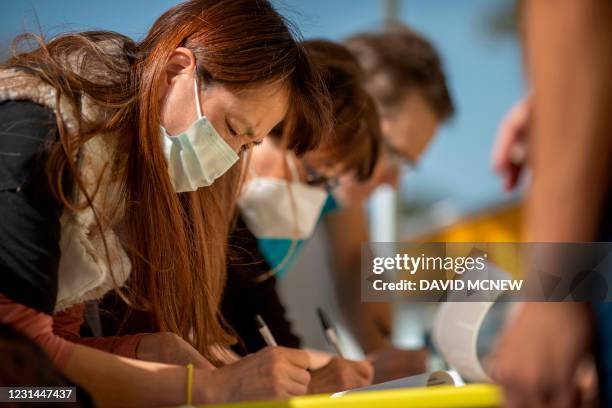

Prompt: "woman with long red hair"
[0,0,331,405]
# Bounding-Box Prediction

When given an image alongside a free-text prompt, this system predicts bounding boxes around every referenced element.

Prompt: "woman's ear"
[167,47,196,80]
[159,47,197,97]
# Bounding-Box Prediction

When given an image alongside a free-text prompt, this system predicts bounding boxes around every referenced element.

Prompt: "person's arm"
[524,1,612,242]
[5,293,314,406]
[53,303,214,368]
[65,344,314,405]
[324,204,391,353]
[53,304,145,359]
[325,204,429,383]
[1,295,202,406]
[66,345,205,407]
[494,1,612,407]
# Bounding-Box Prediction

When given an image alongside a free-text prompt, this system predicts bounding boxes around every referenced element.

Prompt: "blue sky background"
[0,0,524,220]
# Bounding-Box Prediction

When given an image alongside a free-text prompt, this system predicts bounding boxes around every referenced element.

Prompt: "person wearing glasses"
[328,24,454,381]
[281,24,456,384]
[220,39,381,394]
[223,25,455,388]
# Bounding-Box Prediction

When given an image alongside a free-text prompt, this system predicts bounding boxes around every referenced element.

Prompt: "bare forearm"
[63,344,210,407]
[326,206,391,352]
[525,0,612,242]
[335,258,390,352]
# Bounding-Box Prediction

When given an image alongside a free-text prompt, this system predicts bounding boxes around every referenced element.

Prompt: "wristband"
[186,363,194,406]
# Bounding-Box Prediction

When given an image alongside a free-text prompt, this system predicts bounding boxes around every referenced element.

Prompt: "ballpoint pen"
[317,307,345,358]
[255,314,278,347]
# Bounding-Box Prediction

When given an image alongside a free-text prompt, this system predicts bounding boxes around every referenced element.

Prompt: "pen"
[374,317,392,344]
[255,314,278,347]
[316,307,344,358]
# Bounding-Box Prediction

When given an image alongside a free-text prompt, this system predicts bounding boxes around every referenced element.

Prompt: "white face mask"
[238,154,340,279]
[160,77,239,192]
[238,154,328,240]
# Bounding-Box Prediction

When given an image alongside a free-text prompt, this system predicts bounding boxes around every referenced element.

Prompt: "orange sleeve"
[52,303,145,359]
[0,294,74,368]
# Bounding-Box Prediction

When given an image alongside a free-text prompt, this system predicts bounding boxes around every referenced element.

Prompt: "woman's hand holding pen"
[307,357,373,394]
[205,346,311,402]
[136,333,313,402]
[135,330,315,402]
[253,312,372,395]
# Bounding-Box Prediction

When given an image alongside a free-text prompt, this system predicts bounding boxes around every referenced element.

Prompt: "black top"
[0,100,62,315]
[221,215,301,354]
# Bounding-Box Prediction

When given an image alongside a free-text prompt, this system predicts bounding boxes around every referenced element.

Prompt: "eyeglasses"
[383,141,417,170]
[303,162,341,191]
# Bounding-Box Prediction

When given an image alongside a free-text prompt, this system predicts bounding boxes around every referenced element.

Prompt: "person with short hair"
[211,39,382,395]
[320,25,455,381]
[218,24,455,385]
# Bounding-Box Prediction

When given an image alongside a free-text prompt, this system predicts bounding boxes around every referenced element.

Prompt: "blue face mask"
[160,77,239,192]
[237,155,340,279]
[256,194,339,278]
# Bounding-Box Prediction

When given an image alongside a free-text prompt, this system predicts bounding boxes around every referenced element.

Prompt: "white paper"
[331,370,464,397]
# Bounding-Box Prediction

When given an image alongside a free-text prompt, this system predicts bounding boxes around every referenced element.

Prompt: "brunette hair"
[268,40,381,182]
[302,40,381,181]
[345,23,454,120]
[4,0,331,361]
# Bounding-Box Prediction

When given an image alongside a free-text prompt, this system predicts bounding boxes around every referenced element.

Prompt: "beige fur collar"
[0,67,131,312]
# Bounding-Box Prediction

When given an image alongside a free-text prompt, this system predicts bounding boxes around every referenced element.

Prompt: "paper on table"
[331,370,464,397]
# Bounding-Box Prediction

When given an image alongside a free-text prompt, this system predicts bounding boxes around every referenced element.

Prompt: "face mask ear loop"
[284,153,301,240]
[285,153,301,182]
[255,153,300,283]
[193,75,204,120]
[245,151,260,179]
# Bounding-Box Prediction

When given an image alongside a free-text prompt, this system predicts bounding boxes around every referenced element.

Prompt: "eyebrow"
[229,116,256,139]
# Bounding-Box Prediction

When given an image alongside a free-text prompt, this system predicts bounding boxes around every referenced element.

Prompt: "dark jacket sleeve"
[0,100,63,315]
[222,215,302,355]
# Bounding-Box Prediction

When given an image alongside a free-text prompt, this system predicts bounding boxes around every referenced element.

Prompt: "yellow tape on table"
[197,384,501,408]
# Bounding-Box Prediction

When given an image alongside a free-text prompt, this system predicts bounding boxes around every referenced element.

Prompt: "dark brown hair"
[303,40,380,181]
[4,0,332,362]
[269,40,381,182]
[345,23,454,120]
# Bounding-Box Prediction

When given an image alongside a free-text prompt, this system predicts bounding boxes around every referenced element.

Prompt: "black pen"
[255,314,278,347]
[316,307,345,358]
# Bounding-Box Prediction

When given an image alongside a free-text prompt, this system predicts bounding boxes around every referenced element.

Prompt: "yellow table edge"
[194,384,501,408]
